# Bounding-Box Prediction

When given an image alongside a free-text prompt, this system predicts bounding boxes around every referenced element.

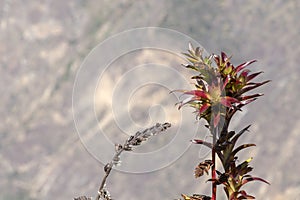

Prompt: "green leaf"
[223,66,233,75]
[231,125,251,146]
[236,157,253,176]
[221,126,251,169]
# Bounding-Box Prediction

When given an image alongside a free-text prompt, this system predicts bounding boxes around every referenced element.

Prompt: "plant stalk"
[95,123,171,200]
[96,165,111,200]
[96,148,124,200]
[211,127,217,200]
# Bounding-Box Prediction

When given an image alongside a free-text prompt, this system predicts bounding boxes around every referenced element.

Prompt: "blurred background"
[1,0,299,199]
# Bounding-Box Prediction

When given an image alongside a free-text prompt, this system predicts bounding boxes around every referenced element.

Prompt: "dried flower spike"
[95,122,171,200]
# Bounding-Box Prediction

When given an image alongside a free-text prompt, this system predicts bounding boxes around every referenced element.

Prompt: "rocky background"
[1,0,299,199]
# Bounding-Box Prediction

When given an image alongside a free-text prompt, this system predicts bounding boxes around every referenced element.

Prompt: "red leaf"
[246,71,263,82]
[220,96,240,107]
[241,93,263,101]
[222,76,230,90]
[199,103,210,114]
[221,52,228,63]
[184,90,210,99]
[236,60,257,73]
[177,96,201,109]
[213,112,220,127]
[242,176,270,186]
[239,80,270,94]
[240,69,250,77]
[239,190,255,199]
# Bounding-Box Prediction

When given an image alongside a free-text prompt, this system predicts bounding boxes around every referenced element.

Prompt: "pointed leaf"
[182,64,200,71]
[221,52,228,63]
[191,139,213,149]
[220,96,240,107]
[231,125,251,146]
[232,144,256,157]
[213,112,220,128]
[170,89,188,94]
[236,60,257,72]
[182,52,195,59]
[238,191,255,199]
[189,42,195,52]
[236,157,253,175]
[241,93,263,101]
[222,76,230,90]
[213,54,220,65]
[199,103,210,114]
[177,96,199,109]
[246,71,263,82]
[242,176,270,186]
[239,80,270,94]
[186,56,200,63]
[184,90,210,99]
[222,127,251,168]
[238,98,258,109]
[182,52,200,63]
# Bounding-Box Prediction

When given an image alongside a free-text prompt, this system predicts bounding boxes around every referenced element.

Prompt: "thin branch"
[95,122,171,200]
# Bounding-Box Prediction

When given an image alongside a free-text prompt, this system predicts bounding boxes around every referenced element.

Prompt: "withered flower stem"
[96,122,171,200]
[96,150,122,200]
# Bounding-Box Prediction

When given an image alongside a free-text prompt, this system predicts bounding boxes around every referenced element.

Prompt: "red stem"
[211,147,217,200]
[211,127,217,200]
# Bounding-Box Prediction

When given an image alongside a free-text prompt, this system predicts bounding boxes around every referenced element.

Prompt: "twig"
[95,122,171,200]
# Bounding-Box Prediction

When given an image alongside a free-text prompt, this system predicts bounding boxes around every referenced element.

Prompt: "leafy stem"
[177,43,270,200]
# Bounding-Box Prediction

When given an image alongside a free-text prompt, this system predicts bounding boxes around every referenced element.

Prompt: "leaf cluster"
[177,44,270,199]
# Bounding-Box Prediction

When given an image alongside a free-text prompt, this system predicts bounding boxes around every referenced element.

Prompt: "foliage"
[176,43,270,199]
